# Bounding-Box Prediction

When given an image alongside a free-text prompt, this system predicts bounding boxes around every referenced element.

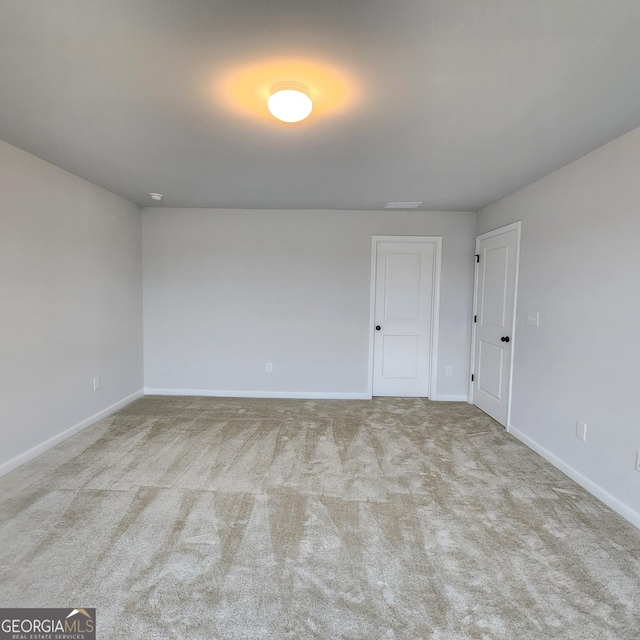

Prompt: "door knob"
[376,325,381,331]
[501,336,510,343]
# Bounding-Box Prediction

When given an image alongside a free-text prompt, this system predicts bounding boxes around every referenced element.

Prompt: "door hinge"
[475,254,480,263]
[474,315,477,323]
[471,374,474,382]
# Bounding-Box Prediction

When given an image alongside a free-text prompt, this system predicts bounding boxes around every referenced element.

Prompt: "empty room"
[1,1,639,638]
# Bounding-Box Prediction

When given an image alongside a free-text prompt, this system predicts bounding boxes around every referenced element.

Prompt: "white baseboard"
[431,394,469,402]
[509,424,640,530]
[0,389,144,478]
[144,388,372,400]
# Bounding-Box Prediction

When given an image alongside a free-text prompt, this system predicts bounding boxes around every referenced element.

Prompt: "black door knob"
[376,325,381,331]
[501,336,510,343]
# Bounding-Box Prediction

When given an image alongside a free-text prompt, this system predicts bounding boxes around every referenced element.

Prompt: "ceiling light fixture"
[149,193,164,201]
[267,81,313,123]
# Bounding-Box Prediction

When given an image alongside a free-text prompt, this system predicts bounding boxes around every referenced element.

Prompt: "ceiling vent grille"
[384,201,423,209]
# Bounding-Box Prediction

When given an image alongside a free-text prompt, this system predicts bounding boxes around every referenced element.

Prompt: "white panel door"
[372,241,435,397]
[472,226,519,425]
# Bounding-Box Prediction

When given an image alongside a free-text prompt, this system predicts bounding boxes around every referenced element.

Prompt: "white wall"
[0,140,143,474]
[143,209,476,399]
[477,126,640,525]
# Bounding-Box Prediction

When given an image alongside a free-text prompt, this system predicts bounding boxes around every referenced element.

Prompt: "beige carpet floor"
[1,397,639,639]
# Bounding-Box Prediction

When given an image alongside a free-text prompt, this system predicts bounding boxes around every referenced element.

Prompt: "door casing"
[368,235,442,398]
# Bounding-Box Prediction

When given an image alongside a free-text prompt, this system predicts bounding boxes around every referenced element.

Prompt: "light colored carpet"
[1,397,639,639]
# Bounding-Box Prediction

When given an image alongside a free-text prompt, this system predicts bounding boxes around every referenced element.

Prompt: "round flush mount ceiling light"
[149,193,164,201]
[267,81,313,123]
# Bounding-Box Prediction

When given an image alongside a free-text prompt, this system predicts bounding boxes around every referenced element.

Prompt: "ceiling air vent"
[384,201,423,209]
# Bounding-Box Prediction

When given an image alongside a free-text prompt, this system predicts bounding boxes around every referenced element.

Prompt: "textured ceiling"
[1,0,640,211]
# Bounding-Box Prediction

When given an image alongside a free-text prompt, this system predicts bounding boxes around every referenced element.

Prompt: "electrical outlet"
[576,421,587,441]
[445,366,453,376]
[93,376,100,391]
[266,362,272,373]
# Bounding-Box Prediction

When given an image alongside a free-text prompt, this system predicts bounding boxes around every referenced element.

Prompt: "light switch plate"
[526,311,540,327]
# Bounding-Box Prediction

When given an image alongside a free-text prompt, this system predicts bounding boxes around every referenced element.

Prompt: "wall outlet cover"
[576,421,587,441]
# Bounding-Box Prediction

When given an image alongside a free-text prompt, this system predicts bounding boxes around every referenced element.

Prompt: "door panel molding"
[368,236,442,398]
[470,222,521,428]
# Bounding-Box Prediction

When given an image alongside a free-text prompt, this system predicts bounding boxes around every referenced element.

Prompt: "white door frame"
[469,221,521,430]
[368,235,442,398]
